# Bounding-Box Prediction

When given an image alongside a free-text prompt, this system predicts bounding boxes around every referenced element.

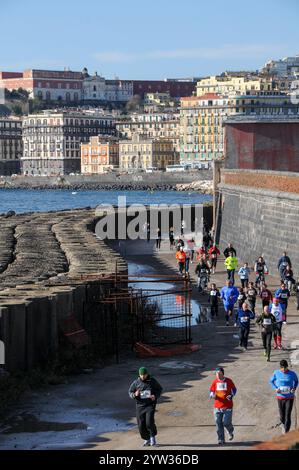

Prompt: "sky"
[1,0,299,79]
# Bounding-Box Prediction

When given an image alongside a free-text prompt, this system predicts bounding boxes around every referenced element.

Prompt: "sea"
[0,189,212,214]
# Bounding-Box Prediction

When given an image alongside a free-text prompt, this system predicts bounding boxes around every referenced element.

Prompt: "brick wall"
[222,169,299,194]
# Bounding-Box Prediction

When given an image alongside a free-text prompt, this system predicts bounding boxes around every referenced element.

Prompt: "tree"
[29,97,44,113]
[125,94,142,112]
[11,104,23,116]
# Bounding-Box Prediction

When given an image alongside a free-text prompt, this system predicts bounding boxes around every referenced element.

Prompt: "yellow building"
[81,136,119,174]
[180,91,299,165]
[196,74,286,97]
[119,133,177,171]
[116,112,180,152]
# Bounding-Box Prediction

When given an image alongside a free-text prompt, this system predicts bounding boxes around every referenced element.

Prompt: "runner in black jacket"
[129,367,163,447]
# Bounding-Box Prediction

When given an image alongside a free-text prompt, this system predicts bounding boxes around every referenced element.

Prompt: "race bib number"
[280,386,290,394]
[210,291,217,296]
[140,390,151,399]
[216,382,227,391]
[238,295,243,300]
[248,290,255,296]
[281,293,288,299]
[263,318,272,325]
[212,253,217,258]
[241,317,249,322]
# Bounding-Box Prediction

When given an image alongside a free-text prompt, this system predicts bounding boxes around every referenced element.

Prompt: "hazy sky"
[1,0,299,79]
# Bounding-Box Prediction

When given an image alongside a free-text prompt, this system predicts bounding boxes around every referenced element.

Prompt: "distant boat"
[71,191,77,195]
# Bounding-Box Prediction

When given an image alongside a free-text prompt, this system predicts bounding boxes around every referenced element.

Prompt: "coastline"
[0,170,213,194]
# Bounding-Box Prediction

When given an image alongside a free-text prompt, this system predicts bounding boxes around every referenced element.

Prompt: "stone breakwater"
[0,209,127,372]
[0,171,213,192]
[175,180,213,194]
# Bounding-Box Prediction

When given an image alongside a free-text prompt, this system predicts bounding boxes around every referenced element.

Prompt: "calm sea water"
[0,189,212,214]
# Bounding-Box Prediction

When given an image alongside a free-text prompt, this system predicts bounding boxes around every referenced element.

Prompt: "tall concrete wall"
[219,182,299,274]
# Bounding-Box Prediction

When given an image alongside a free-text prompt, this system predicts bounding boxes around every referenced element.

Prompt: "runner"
[209,367,237,445]
[275,282,290,324]
[195,258,210,293]
[277,252,292,280]
[129,367,163,447]
[282,265,295,293]
[237,287,247,310]
[270,298,284,350]
[269,360,298,434]
[238,262,251,289]
[246,282,258,314]
[196,245,206,261]
[254,256,268,291]
[187,238,195,263]
[208,283,221,318]
[256,305,276,362]
[224,252,238,285]
[208,244,220,275]
[169,227,175,250]
[156,227,161,250]
[176,246,186,275]
[260,283,273,308]
[220,280,239,326]
[223,243,237,259]
[235,302,255,351]
[183,244,191,275]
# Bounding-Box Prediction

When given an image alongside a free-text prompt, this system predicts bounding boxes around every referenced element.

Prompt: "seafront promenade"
[1,223,298,450]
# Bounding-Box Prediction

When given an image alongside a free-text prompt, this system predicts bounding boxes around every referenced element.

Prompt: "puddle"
[159,361,204,370]
[0,395,134,450]
[1,413,87,434]
[128,262,202,326]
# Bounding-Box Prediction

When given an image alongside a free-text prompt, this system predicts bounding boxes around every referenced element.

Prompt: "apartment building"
[22,110,115,175]
[119,133,177,170]
[0,117,22,175]
[81,136,119,174]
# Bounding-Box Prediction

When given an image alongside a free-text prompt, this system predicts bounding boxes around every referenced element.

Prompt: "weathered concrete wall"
[0,208,127,372]
[219,181,299,274]
[225,122,299,171]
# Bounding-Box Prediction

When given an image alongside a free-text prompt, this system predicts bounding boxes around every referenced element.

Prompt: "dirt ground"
[0,238,298,451]
[88,240,299,451]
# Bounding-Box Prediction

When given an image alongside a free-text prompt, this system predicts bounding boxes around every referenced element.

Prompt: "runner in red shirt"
[209,367,237,445]
[208,244,221,274]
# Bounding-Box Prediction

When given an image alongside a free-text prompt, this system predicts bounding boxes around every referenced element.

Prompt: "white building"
[262,56,299,78]
[82,73,133,102]
[22,109,116,176]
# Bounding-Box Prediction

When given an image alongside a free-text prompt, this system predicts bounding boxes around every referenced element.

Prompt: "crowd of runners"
[128,229,299,448]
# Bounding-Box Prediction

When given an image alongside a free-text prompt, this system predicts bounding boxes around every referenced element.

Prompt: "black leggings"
[278,399,294,433]
[239,327,250,348]
[274,322,282,338]
[211,305,218,317]
[136,405,157,440]
[261,330,272,358]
